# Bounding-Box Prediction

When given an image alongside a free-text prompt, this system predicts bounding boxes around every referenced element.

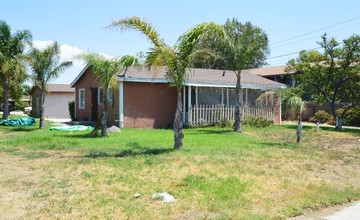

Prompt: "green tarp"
[0,117,36,126]
[50,125,94,131]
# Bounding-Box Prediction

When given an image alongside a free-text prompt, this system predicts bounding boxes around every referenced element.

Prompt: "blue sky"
[2,0,360,84]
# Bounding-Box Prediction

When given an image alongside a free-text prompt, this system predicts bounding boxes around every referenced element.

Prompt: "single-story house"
[71,66,285,128]
[30,84,75,119]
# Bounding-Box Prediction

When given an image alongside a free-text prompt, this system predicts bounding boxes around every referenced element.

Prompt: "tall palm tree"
[77,52,139,137]
[221,19,269,132]
[109,16,224,149]
[26,42,72,129]
[0,20,32,119]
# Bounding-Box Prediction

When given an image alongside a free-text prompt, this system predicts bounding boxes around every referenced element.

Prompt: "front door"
[91,88,98,121]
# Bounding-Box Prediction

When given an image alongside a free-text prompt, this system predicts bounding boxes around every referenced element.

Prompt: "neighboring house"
[248,65,296,87]
[71,66,285,128]
[30,84,75,118]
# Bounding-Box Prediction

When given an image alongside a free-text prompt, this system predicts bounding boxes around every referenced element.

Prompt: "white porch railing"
[188,104,274,126]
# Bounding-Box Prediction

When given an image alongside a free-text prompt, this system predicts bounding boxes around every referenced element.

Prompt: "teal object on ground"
[0,117,36,126]
[50,125,94,131]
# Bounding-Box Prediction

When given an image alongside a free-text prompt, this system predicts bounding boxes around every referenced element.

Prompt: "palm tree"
[109,16,224,149]
[77,52,139,137]
[257,89,304,143]
[286,95,305,143]
[0,20,32,119]
[26,42,72,129]
[221,19,269,133]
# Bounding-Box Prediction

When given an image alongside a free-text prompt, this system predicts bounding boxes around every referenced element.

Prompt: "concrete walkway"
[324,201,360,220]
[282,121,360,130]
[290,201,360,220]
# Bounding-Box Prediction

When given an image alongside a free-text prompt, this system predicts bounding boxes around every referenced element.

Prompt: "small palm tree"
[257,89,305,143]
[26,42,72,129]
[286,95,305,143]
[0,20,32,119]
[109,16,224,149]
[77,52,139,137]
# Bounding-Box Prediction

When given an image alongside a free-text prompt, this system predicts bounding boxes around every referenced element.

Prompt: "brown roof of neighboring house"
[30,84,75,94]
[247,65,295,76]
[122,66,286,90]
[47,84,75,93]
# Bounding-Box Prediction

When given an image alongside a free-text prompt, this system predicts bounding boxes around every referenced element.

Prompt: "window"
[107,88,114,107]
[79,89,85,109]
[98,87,114,107]
[98,87,103,105]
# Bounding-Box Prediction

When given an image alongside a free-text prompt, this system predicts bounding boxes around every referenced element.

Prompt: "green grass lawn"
[0,118,359,219]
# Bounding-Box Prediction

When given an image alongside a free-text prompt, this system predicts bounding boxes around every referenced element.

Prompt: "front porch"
[182,86,280,126]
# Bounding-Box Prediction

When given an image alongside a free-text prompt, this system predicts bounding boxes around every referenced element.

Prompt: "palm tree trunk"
[233,71,242,132]
[296,115,302,143]
[100,100,108,137]
[39,89,46,129]
[173,88,184,150]
[2,75,10,120]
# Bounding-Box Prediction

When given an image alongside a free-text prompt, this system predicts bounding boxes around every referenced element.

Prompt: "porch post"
[195,87,198,106]
[245,88,248,104]
[183,86,186,123]
[188,86,192,124]
[119,79,124,128]
[226,88,229,105]
[221,88,224,104]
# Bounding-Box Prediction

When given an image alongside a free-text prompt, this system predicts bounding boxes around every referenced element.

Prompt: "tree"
[109,16,224,149]
[77,52,139,137]
[191,18,270,132]
[286,95,305,143]
[288,34,360,130]
[26,42,72,129]
[0,20,32,119]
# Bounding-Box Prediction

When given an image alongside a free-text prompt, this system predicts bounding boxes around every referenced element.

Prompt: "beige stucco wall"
[44,93,74,118]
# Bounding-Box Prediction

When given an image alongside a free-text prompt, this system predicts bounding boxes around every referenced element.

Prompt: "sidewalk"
[282,121,360,130]
[290,201,360,220]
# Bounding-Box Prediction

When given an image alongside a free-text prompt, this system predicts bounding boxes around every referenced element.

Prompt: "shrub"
[309,110,332,123]
[68,101,75,120]
[243,117,273,128]
[336,107,360,126]
[217,119,233,128]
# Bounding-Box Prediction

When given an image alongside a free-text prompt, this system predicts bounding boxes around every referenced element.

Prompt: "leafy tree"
[288,34,360,130]
[26,42,72,129]
[77,52,139,137]
[286,95,305,143]
[191,18,270,132]
[0,20,31,119]
[109,16,224,149]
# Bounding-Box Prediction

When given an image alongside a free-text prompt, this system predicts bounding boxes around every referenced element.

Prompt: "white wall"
[44,93,74,119]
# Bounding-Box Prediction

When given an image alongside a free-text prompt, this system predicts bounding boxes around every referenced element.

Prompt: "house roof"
[30,84,75,94]
[71,65,286,90]
[47,84,75,93]
[247,65,295,77]
[121,66,286,90]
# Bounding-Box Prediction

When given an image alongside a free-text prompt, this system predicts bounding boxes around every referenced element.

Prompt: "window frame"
[79,88,85,109]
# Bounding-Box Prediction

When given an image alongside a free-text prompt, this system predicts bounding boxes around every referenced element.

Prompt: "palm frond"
[109,16,165,47]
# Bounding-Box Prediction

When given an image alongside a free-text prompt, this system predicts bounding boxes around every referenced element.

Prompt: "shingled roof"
[30,84,75,94]
[247,65,295,76]
[121,66,286,90]
[47,84,75,93]
[71,65,286,90]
